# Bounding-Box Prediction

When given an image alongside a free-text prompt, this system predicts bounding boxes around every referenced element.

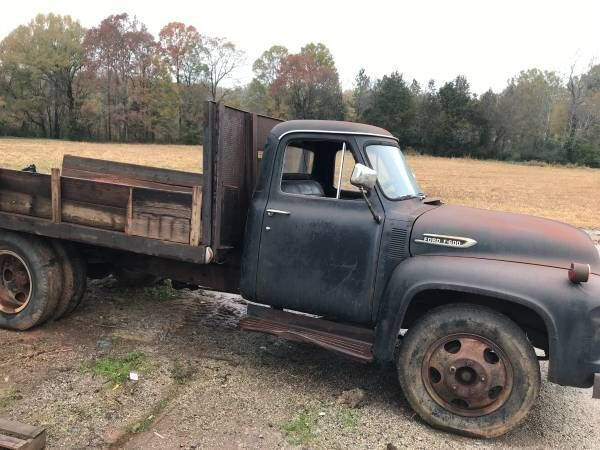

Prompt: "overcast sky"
[1,0,599,94]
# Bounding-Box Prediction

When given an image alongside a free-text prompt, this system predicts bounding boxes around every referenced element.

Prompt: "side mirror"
[351,164,381,224]
[350,163,377,190]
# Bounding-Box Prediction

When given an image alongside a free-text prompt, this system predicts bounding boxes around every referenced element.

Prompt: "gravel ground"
[0,277,599,449]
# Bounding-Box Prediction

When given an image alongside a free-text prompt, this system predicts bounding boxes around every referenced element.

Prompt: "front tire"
[397,304,540,438]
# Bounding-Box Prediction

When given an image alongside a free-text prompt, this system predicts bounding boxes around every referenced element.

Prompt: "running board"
[240,304,375,362]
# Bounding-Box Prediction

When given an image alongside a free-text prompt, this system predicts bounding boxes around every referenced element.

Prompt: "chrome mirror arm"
[360,187,381,224]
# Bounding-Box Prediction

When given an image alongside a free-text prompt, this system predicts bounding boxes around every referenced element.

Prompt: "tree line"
[1,13,599,167]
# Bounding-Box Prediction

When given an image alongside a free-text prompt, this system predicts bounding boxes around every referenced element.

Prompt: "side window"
[282,145,314,175]
[279,139,360,199]
[280,142,321,197]
[333,149,360,192]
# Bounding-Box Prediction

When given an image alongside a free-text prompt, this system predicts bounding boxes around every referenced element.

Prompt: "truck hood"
[410,204,600,274]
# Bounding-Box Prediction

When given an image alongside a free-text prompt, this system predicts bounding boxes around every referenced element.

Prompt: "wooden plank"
[0,190,124,231]
[0,169,50,198]
[0,418,44,440]
[0,190,52,219]
[61,176,130,208]
[62,155,203,188]
[190,186,202,246]
[0,418,45,450]
[127,187,192,243]
[126,187,133,235]
[0,211,207,264]
[129,213,190,244]
[0,434,27,449]
[51,168,61,223]
[62,167,194,194]
[62,200,126,231]
[131,187,192,209]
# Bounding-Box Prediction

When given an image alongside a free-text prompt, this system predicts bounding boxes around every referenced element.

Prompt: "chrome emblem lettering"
[414,233,477,249]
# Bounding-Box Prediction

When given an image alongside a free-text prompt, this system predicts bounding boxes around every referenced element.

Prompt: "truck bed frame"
[0,103,282,271]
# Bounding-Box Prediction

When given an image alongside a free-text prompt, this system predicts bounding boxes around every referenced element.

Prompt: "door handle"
[266,209,291,217]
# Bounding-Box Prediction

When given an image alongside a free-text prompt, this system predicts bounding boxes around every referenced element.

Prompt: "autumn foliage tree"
[0,14,86,138]
[271,43,344,120]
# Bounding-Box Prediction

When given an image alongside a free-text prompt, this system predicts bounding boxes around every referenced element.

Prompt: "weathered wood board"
[62,154,203,193]
[0,418,46,450]
[0,158,205,262]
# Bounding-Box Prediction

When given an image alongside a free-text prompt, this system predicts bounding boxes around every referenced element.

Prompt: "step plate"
[240,305,374,362]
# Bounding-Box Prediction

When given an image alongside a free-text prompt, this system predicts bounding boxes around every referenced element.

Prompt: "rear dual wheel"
[397,304,540,438]
[0,231,62,330]
[52,241,87,319]
[0,231,87,330]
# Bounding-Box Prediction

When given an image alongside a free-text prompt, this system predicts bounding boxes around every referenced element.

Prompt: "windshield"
[365,144,422,199]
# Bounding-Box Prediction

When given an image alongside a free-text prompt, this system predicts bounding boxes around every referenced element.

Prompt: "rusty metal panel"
[209,104,282,257]
[252,115,283,191]
[241,304,374,362]
[255,115,281,151]
[213,104,249,253]
[202,101,216,247]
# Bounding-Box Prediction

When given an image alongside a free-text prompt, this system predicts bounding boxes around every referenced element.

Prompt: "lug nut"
[452,385,457,390]
[480,376,486,382]
[449,366,456,373]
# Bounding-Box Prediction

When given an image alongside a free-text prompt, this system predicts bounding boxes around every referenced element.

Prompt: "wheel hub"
[0,251,32,314]
[421,333,513,417]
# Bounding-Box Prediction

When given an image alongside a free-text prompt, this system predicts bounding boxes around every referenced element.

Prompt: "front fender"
[374,255,600,387]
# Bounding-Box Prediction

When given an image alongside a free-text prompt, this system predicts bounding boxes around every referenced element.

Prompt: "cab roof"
[271,120,397,141]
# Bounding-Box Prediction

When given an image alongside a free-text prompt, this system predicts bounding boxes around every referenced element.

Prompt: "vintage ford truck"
[0,102,598,437]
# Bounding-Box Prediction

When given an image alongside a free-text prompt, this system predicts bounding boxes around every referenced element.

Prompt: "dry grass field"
[1,137,598,227]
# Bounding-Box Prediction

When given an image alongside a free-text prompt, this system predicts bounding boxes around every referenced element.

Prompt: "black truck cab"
[238,117,600,438]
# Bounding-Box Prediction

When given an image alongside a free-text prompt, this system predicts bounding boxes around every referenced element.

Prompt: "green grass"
[142,279,176,301]
[281,408,320,445]
[89,352,148,384]
[337,407,359,429]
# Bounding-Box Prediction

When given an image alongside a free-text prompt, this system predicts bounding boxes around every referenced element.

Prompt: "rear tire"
[63,243,87,316]
[0,231,62,330]
[52,241,87,319]
[397,304,540,438]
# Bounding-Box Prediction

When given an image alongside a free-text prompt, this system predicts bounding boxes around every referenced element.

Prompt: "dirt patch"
[0,279,599,449]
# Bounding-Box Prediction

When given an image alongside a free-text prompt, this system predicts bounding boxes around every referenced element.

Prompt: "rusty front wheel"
[0,231,62,330]
[397,304,540,438]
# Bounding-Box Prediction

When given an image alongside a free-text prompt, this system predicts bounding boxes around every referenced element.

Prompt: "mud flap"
[594,374,600,399]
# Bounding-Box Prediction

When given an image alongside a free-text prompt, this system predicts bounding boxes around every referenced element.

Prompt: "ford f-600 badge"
[414,233,477,248]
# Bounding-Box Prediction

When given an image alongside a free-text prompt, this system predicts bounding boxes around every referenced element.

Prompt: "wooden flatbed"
[0,102,282,267]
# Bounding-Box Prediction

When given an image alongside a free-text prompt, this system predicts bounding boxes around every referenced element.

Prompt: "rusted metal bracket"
[593,373,600,399]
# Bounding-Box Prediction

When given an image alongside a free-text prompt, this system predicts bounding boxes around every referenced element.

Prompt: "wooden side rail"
[62,154,203,193]
[0,167,203,248]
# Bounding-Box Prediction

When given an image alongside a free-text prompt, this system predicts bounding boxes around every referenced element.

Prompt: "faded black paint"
[238,118,600,390]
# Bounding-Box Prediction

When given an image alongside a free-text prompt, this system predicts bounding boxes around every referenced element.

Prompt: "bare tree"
[564,59,597,162]
[200,36,244,101]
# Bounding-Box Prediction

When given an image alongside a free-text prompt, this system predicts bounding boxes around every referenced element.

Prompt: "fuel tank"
[410,204,600,275]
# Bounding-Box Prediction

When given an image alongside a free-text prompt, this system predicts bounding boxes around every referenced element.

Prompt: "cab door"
[255,134,384,324]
